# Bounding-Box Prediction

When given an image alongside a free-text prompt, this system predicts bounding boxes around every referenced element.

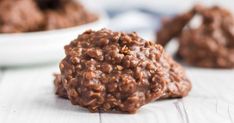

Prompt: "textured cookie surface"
[0,0,44,33]
[0,0,97,33]
[54,29,191,113]
[157,5,234,68]
[41,0,97,30]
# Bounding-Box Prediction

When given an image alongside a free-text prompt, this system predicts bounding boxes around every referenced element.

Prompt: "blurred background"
[1,0,234,66]
[82,0,234,40]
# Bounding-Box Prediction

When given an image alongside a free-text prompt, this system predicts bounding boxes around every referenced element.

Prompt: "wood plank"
[101,97,234,123]
[187,68,234,103]
[101,100,182,123]
[180,97,231,123]
[0,65,100,123]
[184,68,234,123]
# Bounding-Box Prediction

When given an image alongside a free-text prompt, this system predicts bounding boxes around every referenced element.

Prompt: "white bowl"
[0,4,108,67]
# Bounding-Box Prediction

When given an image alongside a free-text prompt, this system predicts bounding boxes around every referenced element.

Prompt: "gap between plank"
[174,99,190,123]
[99,111,102,123]
[0,68,6,84]
[181,100,190,123]
[228,104,234,123]
[174,100,186,123]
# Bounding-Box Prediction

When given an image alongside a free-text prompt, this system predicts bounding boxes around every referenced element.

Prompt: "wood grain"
[0,65,233,123]
[187,68,234,103]
[101,100,182,123]
[0,66,100,123]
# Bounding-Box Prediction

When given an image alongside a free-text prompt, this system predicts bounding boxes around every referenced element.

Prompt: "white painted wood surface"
[0,66,100,123]
[0,65,233,123]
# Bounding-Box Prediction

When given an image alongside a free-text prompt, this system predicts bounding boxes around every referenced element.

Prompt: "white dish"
[0,3,108,67]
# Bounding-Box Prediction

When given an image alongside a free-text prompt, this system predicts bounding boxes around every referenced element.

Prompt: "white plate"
[0,3,108,67]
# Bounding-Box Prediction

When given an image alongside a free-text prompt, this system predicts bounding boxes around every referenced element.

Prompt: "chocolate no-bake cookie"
[54,29,191,113]
[43,0,97,30]
[157,5,234,68]
[0,0,44,33]
[0,0,97,33]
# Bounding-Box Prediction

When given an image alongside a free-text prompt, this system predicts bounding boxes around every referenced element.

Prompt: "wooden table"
[0,64,233,123]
